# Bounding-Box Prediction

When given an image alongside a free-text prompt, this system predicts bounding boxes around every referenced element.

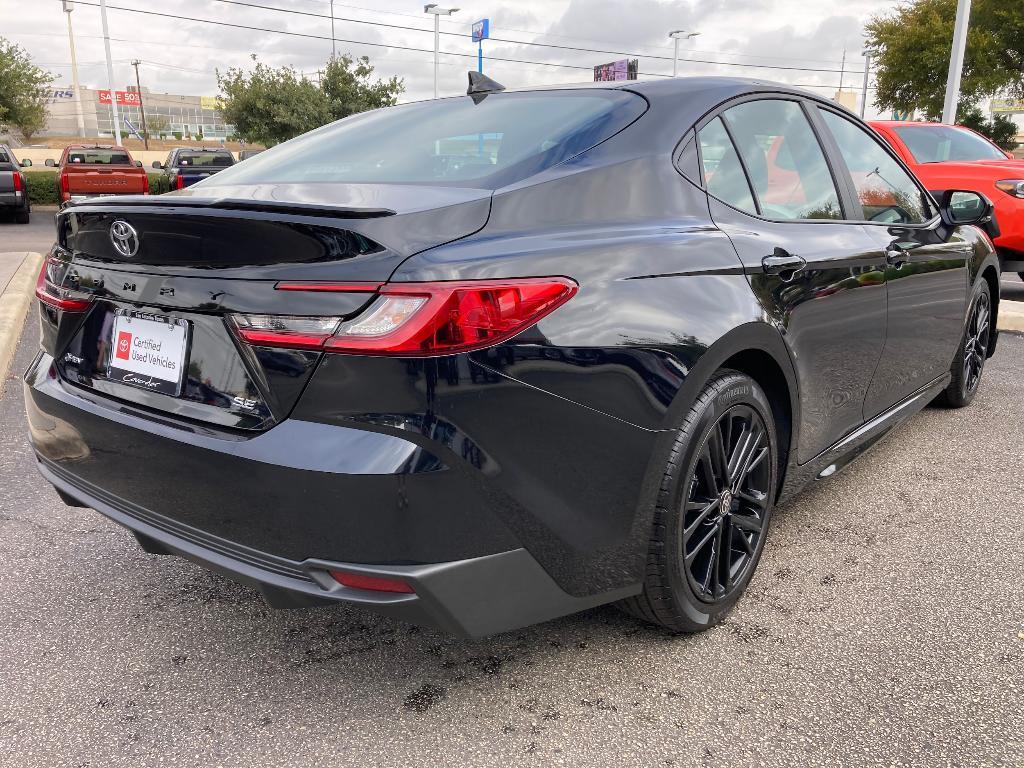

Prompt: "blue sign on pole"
[472,18,489,74]
[471,18,489,42]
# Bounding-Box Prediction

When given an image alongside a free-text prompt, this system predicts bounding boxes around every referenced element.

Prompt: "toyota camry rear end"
[23,83,675,637]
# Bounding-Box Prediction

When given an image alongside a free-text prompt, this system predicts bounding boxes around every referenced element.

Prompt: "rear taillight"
[59,172,69,198]
[175,174,185,190]
[228,278,578,357]
[142,173,150,195]
[328,571,414,594]
[35,257,92,312]
[12,173,22,192]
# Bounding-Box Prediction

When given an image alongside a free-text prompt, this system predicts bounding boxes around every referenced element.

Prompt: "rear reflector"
[229,277,578,357]
[35,257,93,312]
[329,570,415,594]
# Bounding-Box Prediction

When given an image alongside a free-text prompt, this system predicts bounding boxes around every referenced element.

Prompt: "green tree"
[217,53,403,146]
[865,0,1024,119]
[957,105,1019,151]
[321,54,403,121]
[0,38,53,140]
[146,113,170,138]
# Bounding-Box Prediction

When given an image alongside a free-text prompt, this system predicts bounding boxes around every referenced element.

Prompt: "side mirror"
[152,161,163,169]
[20,159,32,167]
[44,158,56,167]
[135,160,143,167]
[940,190,992,226]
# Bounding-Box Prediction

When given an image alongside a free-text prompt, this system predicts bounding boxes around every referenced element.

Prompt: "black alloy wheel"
[683,404,771,604]
[962,289,990,397]
[937,280,991,408]
[618,370,779,633]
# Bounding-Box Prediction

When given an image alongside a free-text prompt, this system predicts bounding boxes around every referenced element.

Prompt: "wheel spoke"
[736,530,755,555]
[683,498,720,536]
[712,522,725,594]
[738,444,768,486]
[698,446,720,496]
[709,424,730,484]
[685,523,718,565]
[731,513,763,534]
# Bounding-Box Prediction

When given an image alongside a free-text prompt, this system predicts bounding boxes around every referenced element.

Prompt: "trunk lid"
[45,183,491,430]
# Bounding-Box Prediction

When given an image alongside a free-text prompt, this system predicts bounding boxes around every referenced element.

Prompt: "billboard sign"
[472,18,490,43]
[593,59,638,82]
[98,90,141,106]
[991,98,1024,114]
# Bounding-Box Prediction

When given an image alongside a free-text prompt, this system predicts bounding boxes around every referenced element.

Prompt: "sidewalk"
[0,252,43,395]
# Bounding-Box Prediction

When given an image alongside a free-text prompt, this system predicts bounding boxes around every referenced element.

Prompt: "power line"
[206,0,865,75]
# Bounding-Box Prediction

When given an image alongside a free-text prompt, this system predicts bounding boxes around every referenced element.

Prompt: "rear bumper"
[0,191,25,208]
[38,459,629,637]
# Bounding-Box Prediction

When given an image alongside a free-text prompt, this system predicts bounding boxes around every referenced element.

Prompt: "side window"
[698,117,757,215]
[722,100,843,221]
[818,109,932,225]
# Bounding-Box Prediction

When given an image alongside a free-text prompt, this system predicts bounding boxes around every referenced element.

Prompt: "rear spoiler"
[64,196,396,220]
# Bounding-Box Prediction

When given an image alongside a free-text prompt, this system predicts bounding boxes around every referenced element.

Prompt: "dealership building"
[42,85,234,140]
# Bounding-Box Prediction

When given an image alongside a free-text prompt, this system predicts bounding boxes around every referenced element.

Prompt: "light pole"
[942,0,972,124]
[330,0,335,59]
[131,60,148,150]
[99,0,122,145]
[860,52,872,118]
[62,1,86,138]
[424,4,458,99]
[668,30,700,77]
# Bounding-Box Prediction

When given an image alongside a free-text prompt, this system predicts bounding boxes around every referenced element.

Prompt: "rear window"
[0,151,10,165]
[66,149,131,165]
[205,90,647,189]
[893,125,1007,163]
[177,152,234,167]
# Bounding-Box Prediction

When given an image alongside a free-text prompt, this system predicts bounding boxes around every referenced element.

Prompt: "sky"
[5,0,900,118]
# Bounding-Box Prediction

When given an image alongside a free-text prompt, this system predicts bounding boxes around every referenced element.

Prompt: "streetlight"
[62,1,86,138]
[668,30,700,77]
[942,0,972,123]
[424,4,458,99]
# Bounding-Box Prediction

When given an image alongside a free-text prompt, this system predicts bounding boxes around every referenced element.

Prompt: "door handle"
[762,248,807,280]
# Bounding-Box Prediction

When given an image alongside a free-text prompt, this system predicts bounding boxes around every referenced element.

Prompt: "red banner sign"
[98,90,142,106]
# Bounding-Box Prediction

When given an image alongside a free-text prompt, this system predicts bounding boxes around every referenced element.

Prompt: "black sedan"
[26,76,999,637]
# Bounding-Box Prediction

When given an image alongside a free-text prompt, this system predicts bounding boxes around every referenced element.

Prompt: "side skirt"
[778,374,951,503]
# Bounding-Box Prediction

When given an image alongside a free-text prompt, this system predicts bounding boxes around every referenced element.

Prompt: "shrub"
[25,171,59,205]
[147,173,170,195]
[172,131,182,140]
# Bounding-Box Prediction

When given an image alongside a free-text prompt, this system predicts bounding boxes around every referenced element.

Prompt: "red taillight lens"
[12,173,22,192]
[142,173,150,194]
[229,278,578,357]
[59,172,69,197]
[35,257,92,312]
[328,570,415,594]
[175,174,185,190]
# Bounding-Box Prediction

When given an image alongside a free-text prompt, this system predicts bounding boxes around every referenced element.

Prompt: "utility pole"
[838,49,846,93]
[860,52,871,118]
[330,0,336,59]
[63,2,86,138]
[668,30,700,77]
[99,0,122,145]
[942,0,972,124]
[424,5,458,99]
[130,60,148,150]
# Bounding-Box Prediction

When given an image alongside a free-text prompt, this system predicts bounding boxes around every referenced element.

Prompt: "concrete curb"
[1000,299,1024,334]
[0,252,43,396]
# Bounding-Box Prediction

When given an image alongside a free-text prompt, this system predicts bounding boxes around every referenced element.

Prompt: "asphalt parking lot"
[1,221,1022,766]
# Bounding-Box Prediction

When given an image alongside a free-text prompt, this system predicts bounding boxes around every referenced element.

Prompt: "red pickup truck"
[47,145,149,204]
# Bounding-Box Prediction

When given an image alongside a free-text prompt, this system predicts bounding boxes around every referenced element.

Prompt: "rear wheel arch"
[980,264,999,358]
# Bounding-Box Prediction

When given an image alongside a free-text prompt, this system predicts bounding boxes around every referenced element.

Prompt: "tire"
[618,370,779,633]
[935,279,991,409]
[15,206,29,224]
[1018,272,1024,282]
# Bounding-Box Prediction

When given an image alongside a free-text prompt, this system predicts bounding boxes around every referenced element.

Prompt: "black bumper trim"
[37,459,640,637]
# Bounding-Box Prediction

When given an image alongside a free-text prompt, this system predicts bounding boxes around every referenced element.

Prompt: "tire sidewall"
[662,372,779,630]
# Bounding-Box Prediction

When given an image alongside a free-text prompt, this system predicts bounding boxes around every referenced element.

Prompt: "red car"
[870,121,1024,279]
[46,144,149,204]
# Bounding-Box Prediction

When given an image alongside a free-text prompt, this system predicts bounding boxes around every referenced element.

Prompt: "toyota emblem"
[109,219,139,257]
